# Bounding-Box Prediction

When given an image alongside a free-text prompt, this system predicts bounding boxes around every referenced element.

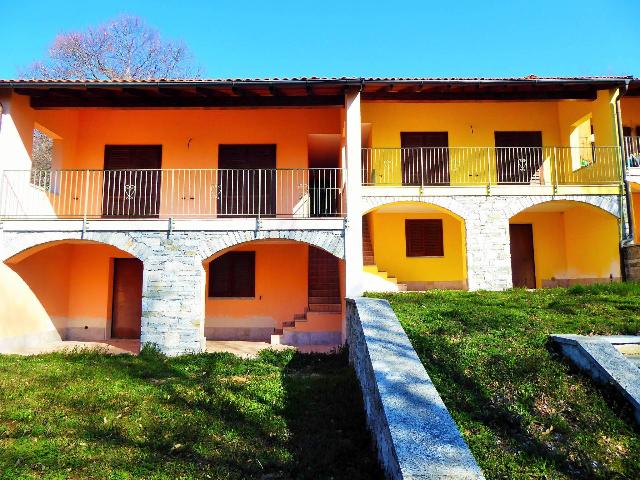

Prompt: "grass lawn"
[370,283,640,480]
[0,348,382,480]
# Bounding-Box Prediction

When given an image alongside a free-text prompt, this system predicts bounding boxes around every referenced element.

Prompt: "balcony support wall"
[0,92,34,171]
[344,89,364,298]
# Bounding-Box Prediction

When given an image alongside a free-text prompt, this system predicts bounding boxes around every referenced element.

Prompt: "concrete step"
[309,296,341,304]
[309,288,339,296]
[308,303,342,313]
[309,289,340,296]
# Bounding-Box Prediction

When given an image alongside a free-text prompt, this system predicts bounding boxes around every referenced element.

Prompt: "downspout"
[616,81,635,246]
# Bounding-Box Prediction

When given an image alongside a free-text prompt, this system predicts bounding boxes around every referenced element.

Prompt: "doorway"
[308,134,341,217]
[218,144,276,217]
[111,258,143,339]
[509,224,536,288]
[103,145,162,217]
[495,131,543,184]
[400,132,450,186]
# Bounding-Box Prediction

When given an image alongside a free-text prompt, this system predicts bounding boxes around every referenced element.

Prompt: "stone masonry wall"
[623,244,640,281]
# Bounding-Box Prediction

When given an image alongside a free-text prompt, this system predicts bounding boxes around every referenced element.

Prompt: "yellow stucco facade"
[510,203,621,288]
[361,89,622,187]
[366,203,467,289]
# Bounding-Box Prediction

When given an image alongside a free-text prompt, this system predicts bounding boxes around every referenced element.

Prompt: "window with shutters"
[208,251,256,297]
[405,219,444,257]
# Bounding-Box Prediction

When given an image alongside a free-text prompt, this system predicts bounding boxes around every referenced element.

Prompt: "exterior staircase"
[271,246,342,345]
[308,246,341,313]
[361,214,406,292]
[363,215,375,265]
[363,265,407,291]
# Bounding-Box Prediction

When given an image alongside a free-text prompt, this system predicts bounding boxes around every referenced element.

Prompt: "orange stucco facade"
[204,241,343,340]
[4,242,133,342]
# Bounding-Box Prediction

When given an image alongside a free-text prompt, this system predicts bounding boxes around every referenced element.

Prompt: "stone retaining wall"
[346,297,485,479]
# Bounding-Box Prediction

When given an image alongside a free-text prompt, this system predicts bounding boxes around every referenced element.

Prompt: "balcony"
[625,137,640,183]
[361,146,622,189]
[0,168,345,220]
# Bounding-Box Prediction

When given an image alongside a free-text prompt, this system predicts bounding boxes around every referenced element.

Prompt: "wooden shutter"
[209,251,256,297]
[405,219,444,257]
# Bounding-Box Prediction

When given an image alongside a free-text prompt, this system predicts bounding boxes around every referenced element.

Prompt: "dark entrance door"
[400,132,450,186]
[103,146,162,217]
[509,224,536,288]
[111,258,143,339]
[495,131,543,184]
[218,145,276,216]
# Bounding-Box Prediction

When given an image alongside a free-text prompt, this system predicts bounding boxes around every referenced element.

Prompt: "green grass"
[0,347,381,480]
[369,283,640,480]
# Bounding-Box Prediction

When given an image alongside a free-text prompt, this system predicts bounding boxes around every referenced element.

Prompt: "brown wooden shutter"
[405,219,444,257]
[209,251,256,297]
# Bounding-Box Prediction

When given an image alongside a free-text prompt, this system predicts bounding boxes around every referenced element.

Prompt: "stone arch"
[503,195,620,220]
[361,195,469,220]
[507,196,622,288]
[361,199,468,291]
[1,231,146,263]
[197,229,345,261]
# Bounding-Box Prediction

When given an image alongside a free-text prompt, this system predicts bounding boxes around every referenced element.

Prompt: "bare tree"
[22,15,200,80]
[31,130,53,171]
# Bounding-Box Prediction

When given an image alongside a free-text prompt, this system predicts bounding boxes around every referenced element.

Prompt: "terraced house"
[0,76,636,355]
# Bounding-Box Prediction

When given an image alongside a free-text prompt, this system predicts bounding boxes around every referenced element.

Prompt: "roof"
[0,75,632,84]
[0,76,632,108]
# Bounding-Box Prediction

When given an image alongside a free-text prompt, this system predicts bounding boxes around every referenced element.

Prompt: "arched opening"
[1,240,142,352]
[363,201,467,291]
[508,200,620,288]
[203,240,344,346]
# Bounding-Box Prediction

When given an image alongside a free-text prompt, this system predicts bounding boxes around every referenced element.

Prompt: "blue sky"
[0,0,637,79]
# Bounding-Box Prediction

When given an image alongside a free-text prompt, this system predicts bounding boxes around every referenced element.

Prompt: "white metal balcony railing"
[625,137,640,168]
[361,146,622,186]
[0,168,345,219]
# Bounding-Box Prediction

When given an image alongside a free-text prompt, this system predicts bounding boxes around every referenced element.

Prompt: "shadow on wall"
[0,262,61,352]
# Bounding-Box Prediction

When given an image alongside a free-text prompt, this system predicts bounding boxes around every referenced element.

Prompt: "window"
[209,251,255,297]
[405,219,444,257]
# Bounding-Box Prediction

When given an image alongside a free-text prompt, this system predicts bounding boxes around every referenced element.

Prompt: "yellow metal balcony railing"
[361,146,622,187]
[0,168,346,219]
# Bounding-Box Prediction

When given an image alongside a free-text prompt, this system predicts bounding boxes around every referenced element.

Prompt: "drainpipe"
[616,81,635,246]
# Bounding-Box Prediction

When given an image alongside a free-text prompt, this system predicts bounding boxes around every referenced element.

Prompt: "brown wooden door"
[103,146,162,217]
[495,132,543,184]
[218,145,276,216]
[509,224,536,289]
[111,258,143,339]
[400,132,450,186]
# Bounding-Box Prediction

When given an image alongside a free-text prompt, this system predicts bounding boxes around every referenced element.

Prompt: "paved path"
[2,339,340,357]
